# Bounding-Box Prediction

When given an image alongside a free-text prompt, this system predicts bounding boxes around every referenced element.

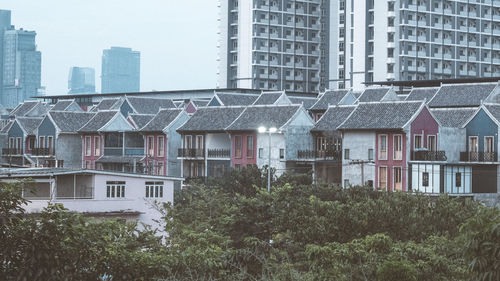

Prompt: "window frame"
[39,136,45,149]
[368,148,374,161]
[85,136,91,156]
[393,166,402,191]
[94,136,100,156]
[455,172,462,187]
[428,135,436,152]
[422,172,429,187]
[378,134,388,160]
[344,148,350,160]
[246,135,254,158]
[393,134,403,160]
[378,166,388,190]
[106,181,126,199]
[158,136,165,157]
[469,136,478,152]
[234,135,242,158]
[279,148,285,159]
[414,134,423,150]
[484,136,494,153]
[147,136,154,156]
[145,181,164,198]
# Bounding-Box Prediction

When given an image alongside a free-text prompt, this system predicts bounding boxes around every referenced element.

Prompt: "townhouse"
[3,117,43,166]
[177,106,246,180]
[309,90,357,121]
[226,104,315,176]
[140,108,189,178]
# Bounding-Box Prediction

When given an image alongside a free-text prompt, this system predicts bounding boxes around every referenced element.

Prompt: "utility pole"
[349,159,373,186]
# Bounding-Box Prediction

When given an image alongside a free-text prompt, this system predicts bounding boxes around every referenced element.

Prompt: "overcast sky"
[2,0,219,95]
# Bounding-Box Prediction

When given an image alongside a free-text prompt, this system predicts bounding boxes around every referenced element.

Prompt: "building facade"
[2,28,41,108]
[0,10,11,103]
[68,67,95,94]
[218,0,331,92]
[329,0,500,90]
[101,47,140,94]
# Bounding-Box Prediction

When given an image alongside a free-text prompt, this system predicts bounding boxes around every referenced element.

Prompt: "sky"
[1,0,219,95]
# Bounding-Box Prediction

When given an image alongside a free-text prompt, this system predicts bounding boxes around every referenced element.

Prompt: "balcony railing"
[460,152,498,162]
[125,148,144,156]
[411,150,447,161]
[297,150,342,160]
[32,148,55,156]
[207,149,231,158]
[178,148,205,158]
[2,148,23,155]
[104,147,123,156]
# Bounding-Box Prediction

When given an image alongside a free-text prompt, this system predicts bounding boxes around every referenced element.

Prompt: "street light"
[258,126,277,192]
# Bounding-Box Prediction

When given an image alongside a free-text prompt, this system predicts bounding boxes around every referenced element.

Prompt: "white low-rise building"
[0,168,181,233]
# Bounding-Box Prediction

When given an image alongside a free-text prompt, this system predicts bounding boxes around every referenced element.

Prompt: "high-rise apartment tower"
[217,0,332,93]
[68,67,95,94]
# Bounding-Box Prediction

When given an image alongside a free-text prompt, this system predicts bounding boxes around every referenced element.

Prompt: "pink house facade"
[230,132,257,168]
[81,134,104,170]
[143,134,168,175]
[375,132,407,191]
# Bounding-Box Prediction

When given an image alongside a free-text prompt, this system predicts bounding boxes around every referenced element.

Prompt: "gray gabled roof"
[252,92,283,105]
[339,101,424,130]
[429,108,477,128]
[140,109,183,132]
[216,93,258,106]
[92,98,120,112]
[312,105,357,132]
[16,117,43,135]
[129,114,155,130]
[1,120,13,134]
[405,87,440,103]
[9,101,39,116]
[192,100,209,107]
[289,97,318,110]
[50,100,75,111]
[310,90,350,111]
[177,106,245,133]
[49,111,96,133]
[127,97,176,114]
[428,83,497,108]
[357,87,391,102]
[78,111,119,132]
[484,104,500,124]
[226,105,301,131]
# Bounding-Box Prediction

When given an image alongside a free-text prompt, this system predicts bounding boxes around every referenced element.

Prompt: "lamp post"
[258,126,277,192]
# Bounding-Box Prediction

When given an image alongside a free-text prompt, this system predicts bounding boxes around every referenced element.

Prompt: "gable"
[465,108,498,153]
[410,107,439,133]
[66,102,83,112]
[186,102,197,114]
[276,94,291,105]
[208,97,221,107]
[339,92,357,105]
[8,121,24,138]
[381,88,400,102]
[37,117,57,137]
[286,109,314,128]
[120,100,135,116]
[99,114,135,132]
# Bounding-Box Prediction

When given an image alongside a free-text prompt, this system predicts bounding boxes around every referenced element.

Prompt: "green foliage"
[2,170,500,280]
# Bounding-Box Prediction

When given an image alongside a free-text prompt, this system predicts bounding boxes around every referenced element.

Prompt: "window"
[39,136,45,149]
[85,136,91,156]
[106,181,126,198]
[94,136,100,156]
[196,135,204,149]
[280,148,284,159]
[234,136,242,158]
[469,136,478,152]
[85,161,91,169]
[456,172,462,187]
[9,137,14,149]
[157,161,164,176]
[259,148,263,158]
[185,135,192,149]
[147,136,154,156]
[393,135,402,160]
[28,138,35,150]
[247,136,254,158]
[422,172,429,187]
[393,167,402,191]
[414,135,422,150]
[344,149,350,160]
[379,135,388,160]
[145,181,164,198]
[379,167,387,189]
[158,136,165,157]
[47,136,53,151]
[485,136,494,153]
[428,135,436,152]
[368,149,374,161]
[344,179,350,187]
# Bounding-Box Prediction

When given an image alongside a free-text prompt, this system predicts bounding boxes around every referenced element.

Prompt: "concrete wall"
[57,134,83,169]
[411,163,440,193]
[285,110,315,160]
[166,112,190,178]
[444,165,472,194]
[439,127,466,163]
[206,133,231,150]
[342,131,376,187]
[257,133,286,176]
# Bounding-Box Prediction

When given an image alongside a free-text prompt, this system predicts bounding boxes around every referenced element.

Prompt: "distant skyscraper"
[0,10,12,103]
[2,28,41,108]
[101,47,140,93]
[68,67,95,94]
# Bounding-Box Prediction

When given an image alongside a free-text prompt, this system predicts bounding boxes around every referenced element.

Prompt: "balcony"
[2,148,23,155]
[460,152,498,162]
[178,148,205,158]
[32,148,54,156]
[104,147,123,156]
[207,149,230,158]
[297,150,342,161]
[125,148,144,156]
[411,150,447,161]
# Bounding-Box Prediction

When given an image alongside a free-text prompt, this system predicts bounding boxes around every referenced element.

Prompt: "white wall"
[257,133,286,176]
[237,0,253,88]
[206,133,231,150]
[439,127,466,163]
[411,163,440,193]
[217,0,229,88]
[445,165,472,194]
[342,131,376,187]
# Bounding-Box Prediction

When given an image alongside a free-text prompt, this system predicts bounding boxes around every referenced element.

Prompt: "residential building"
[68,67,95,94]
[2,116,43,166]
[309,89,357,121]
[2,28,41,108]
[101,47,140,94]
[177,106,246,180]
[329,0,500,90]
[307,105,356,184]
[226,104,315,175]
[0,168,179,233]
[218,0,331,92]
[140,108,189,180]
